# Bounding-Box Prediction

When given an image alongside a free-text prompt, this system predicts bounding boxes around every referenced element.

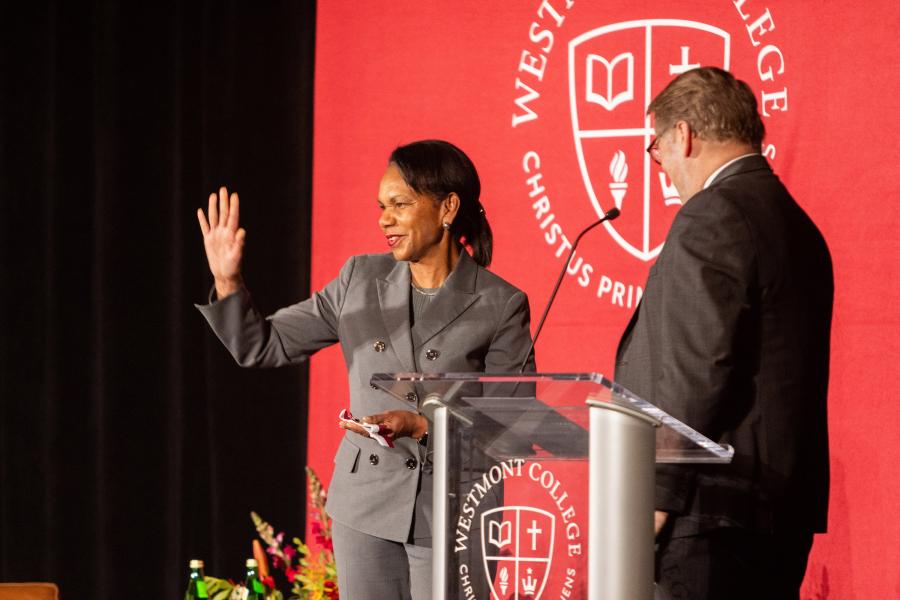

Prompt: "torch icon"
[609,150,628,210]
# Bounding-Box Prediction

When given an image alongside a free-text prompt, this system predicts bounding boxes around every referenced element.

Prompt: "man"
[615,67,833,599]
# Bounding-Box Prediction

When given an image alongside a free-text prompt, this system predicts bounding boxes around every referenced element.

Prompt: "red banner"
[311,2,900,597]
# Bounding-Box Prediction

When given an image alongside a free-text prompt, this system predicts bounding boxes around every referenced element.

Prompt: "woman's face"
[377,164,451,263]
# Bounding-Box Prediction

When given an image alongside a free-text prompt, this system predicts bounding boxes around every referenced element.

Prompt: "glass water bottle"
[185,559,209,600]
[244,558,265,600]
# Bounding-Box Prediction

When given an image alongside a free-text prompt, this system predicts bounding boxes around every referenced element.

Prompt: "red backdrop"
[309,2,900,597]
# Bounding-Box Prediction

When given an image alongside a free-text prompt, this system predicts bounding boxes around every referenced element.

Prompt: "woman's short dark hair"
[389,139,493,267]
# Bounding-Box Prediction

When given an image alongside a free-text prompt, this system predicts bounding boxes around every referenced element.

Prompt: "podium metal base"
[588,402,657,600]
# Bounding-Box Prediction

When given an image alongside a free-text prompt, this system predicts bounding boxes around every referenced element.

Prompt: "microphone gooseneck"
[518,207,621,373]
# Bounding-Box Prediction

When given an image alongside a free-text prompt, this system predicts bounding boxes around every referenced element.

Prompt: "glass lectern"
[371,373,733,600]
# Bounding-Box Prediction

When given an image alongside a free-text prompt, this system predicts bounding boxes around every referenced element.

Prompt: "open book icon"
[488,520,512,549]
[586,52,634,111]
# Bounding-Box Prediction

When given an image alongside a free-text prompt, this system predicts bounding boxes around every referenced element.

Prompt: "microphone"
[518,207,621,373]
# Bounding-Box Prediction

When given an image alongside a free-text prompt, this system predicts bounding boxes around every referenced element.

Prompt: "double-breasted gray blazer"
[615,155,833,537]
[197,251,534,542]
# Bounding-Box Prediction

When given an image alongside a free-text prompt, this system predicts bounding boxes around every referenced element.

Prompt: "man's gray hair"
[648,67,765,151]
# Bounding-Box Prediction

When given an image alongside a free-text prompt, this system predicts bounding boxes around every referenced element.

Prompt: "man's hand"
[339,410,428,441]
[655,510,669,536]
[197,186,245,299]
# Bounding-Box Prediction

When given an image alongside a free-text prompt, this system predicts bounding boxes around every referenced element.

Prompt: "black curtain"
[0,2,316,597]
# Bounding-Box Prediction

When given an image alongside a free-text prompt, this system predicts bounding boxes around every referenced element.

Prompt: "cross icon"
[527,520,542,550]
[669,46,700,75]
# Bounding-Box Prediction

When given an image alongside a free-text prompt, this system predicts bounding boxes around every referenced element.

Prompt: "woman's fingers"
[362,412,389,424]
[218,187,230,228]
[197,208,210,235]
[339,420,371,438]
[203,187,240,235]
[361,410,424,438]
[207,192,218,228]
[347,411,424,440]
[227,191,240,231]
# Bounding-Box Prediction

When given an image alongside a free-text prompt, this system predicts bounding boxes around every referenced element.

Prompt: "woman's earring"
[442,222,451,230]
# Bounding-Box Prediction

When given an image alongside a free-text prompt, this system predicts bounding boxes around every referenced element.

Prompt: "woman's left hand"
[339,410,428,441]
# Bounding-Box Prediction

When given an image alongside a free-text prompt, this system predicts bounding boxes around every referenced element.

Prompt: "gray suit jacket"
[197,251,534,542]
[615,155,833,537]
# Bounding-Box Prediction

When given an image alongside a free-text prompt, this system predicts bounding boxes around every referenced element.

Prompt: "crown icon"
[521,568,538,595]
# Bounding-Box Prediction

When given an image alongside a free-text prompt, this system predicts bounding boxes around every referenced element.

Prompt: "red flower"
[285,565,298,582]
[283,544,297,561]
[261,575,276,589]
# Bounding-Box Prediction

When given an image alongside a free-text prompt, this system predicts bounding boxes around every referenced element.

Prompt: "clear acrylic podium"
[371,373,733,600]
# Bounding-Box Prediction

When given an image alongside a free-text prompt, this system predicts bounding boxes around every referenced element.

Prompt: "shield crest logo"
[481,506,555,599]
[568,20,731,261]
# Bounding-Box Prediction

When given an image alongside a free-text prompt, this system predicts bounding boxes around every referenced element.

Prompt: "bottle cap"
[246,558,258,568]
[190,559,204,569]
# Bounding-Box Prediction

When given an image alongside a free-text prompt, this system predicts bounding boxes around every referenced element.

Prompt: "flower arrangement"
[192,467,338,600]
[252,467,339,600]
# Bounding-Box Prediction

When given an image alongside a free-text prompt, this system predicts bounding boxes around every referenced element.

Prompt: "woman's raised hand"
[197,186,246,298]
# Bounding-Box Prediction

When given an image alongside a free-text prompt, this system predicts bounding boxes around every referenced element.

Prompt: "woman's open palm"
[197,186,245,295]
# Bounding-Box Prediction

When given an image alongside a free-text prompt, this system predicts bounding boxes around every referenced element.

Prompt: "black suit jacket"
[615,155,833,537]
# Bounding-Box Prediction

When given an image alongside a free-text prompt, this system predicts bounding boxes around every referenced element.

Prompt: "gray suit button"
[425,348,440,361]
[405,391,418,402]
[373,340,386,352]
[369,454,379,466]
[405,457,418,470]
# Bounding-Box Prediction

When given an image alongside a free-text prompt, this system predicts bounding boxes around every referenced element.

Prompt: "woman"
[196,140,534,600]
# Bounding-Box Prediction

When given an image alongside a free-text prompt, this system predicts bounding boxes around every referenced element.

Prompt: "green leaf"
[202,576,234,600]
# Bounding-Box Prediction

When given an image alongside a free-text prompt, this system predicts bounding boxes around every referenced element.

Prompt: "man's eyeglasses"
[646,136,663,165]
[647,124,686,165]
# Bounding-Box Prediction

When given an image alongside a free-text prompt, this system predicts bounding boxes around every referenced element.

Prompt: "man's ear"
[674,120,694,157]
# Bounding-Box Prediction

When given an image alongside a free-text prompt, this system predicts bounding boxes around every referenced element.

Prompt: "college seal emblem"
[481,506,555,599]
[568,20,730,261]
